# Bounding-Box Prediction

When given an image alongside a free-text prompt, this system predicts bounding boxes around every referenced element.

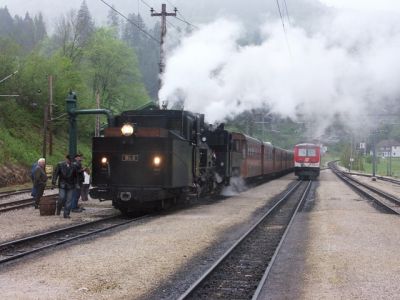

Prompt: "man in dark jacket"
[33,158,47,209]
[71,153,84,212]
[52,154,78,218]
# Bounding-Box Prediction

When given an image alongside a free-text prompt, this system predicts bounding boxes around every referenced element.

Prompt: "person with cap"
[52,154,78,219]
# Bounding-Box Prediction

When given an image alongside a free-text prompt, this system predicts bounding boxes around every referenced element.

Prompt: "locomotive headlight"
[101,157,108,164]
[153,156,161,166]
[121,123,134,136]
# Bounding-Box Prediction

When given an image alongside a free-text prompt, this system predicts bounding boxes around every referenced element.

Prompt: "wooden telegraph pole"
[95,90,100,137]
[48,75,53,155]
[151,3,177,104]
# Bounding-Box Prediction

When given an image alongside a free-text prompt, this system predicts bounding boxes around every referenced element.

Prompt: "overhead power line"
[174,16,199,30]
[99,0,160,43]
[275,0,292,58]
[282,0,292,26]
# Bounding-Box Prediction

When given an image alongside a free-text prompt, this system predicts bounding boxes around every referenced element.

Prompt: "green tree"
[0,37,20,96]
[53,2,94,64]
[122,15,160,99]
[83,28,149,112]
[107,6,120,36]
[0,7,14,37]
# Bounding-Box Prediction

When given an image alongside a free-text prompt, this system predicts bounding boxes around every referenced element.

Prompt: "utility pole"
[372,132,377,180]
[48,75,53,155]
[95,90,100,137]
[151,3,177,104]
[42,99,48,159]
[389,144,392,176]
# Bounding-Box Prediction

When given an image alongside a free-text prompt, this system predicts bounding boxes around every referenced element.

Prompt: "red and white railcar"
[294,143,321,179]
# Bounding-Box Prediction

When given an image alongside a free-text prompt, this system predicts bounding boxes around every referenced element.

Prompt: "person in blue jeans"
[71,153,84,212]
[52,154,78,219]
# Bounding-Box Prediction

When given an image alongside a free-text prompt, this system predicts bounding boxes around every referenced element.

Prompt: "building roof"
[377,139,400,148]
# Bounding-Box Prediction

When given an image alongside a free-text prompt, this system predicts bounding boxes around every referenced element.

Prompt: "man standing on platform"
[33,158,47,209]
[71,153,84,212]
[52,154,78,219]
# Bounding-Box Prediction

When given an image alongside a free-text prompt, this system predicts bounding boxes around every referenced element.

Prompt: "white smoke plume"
[159,8,400,137]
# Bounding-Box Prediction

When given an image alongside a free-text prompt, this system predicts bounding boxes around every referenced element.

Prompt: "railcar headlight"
[101,157,108,164]
[121,123,134,136]
[153,156,161,166]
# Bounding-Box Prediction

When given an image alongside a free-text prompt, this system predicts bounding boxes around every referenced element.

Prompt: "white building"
[376,140,400,158]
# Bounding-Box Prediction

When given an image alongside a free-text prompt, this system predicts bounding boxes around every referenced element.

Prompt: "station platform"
[257,169,400,299]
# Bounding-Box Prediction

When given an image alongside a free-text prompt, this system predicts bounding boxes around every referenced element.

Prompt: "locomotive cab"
[90,109,220,214]
[294,143,321,180]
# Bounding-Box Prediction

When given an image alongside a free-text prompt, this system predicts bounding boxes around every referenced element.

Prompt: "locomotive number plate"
[122,154,139,162]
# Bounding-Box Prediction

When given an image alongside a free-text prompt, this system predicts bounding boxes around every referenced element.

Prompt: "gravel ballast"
[0,175,294,299]
[260,169,400,299]
[0,192,117,243]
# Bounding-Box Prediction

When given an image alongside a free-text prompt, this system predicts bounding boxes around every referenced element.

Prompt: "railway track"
[329,162,400,215]
[0,198,35,213]
[0,188,33,200]
[0,215,147,266]
[346,171,400,185]
[178,180,312,300]
[0,190,56,213]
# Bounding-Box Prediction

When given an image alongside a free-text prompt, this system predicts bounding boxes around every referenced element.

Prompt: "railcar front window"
[298,148,317,157]
[307,149,317,156]
[298,148,307,156]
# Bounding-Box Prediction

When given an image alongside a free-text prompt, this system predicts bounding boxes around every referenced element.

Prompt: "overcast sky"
[2,0,400,137]
[2,0,400,29]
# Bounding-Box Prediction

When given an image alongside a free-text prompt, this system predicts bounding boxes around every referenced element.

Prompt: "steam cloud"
[159,8,400,137]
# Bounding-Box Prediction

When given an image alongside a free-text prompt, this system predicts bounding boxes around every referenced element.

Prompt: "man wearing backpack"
[52,154,78,219]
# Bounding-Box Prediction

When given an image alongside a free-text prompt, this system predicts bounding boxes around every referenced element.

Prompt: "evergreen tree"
[122,15,160,100]
[0,7,14,37]
[107,6,120,37]
[76,0,95,47]
[33,13,47,44]
[54,3,94,63]
[13,13,36,52]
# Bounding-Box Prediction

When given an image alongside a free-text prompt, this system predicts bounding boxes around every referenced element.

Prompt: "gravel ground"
[0,175,294,300]
[350,174,400,198]
[0,188,58,204]
[0,190,117,243]
[260,169,400,299]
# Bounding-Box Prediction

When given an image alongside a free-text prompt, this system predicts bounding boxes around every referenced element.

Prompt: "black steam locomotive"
[90,107,293,215]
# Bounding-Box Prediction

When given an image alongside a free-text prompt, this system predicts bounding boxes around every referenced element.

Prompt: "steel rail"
[0,188,33,199]
[252,180,312,299]
[0,215,148,265]
[0,194,56,213]
[0,187,53,200]
[0,199,34,213]
[346,171,400,185]
[329,162,400,214]
[178,180,307,300]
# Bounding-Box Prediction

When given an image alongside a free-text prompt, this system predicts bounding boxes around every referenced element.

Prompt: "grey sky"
[1,0,390,30]
[2,0,400,32]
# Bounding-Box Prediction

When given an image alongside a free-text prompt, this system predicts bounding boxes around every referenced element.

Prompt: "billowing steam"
[159,8,400,136]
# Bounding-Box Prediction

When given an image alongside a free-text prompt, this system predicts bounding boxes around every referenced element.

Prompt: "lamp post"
[372,131,377,180]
